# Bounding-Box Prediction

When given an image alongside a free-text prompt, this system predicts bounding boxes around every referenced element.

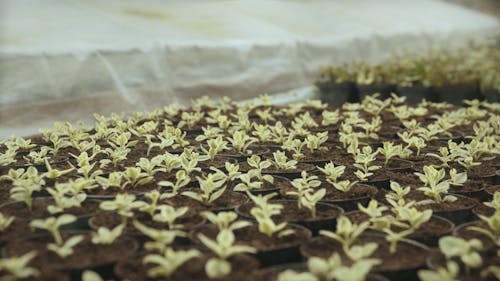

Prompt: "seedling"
[0,251,39,281]
[95,171,123,190]
[143,247,200,278]
[0,213,14,231]
[201,211,252,231]
[121,167,153,189]
[305,132,329,152]
[136,156,164,176]
[43,159,74,180]
[152,205,188,229]
[332,180,358,193]
[271,151,298,170]
[439,236,483,274]
[46,183,87,214]
[182,172,227,205]
[200,136,228,160]
[9,176,43,213]
[158,170,191,198]
[318,162,346,185]
[30,215,84,258]
[133,220,185,253]
[378,141,404,166]
[320,216,369,252]
[276,270,318,281]
[246,155,274,183]
[383,227,415,254]
[198,229,256,278]
[418,261,460,281]
[468,210,500,247]
[353,146,381,181]
[195,126,223,142]
[227,130,257,154]
[91,224,124,245]
[415,166,458,204]
[99,194,143,224]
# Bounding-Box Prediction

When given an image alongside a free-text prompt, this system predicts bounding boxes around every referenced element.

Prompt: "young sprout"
[320,216,369,252]
[247,192,284,217]
[0,148,17,167]
[353,146,381,181]
[468,210,500,247]
[201,211,252,231]
[385,181,411,206]
[143,247,201,278]
[182,172,227,206]
[30,215,84,258]
[121,167,153,189]
[415,166,457,204]
[246,155,274,183]
[70,151,102,180]
[227,130,257,154]
[276,270,318,281]
[161,152,182,173]
[305,132,329,152]
[439,236,483,274]
[308,251,380,281]
[179,149,206,175]
[378,141,404,166]
[99,194,143,224]
[82,270,104,281]
[318,162,346,185]
[399,133,426,156]
[200,136,228,160]
[23,147,51,166]
[152,205,188,229]
[43,159,74,180]
[233,171,265,192]
[271,151,298,170]
[9,180,42,214]
[418,261,460,281]
[287,172,325,218]
[321,109,341,126]
[382,227,415,254]
[46,183,87,214]
[91,224,125,245]
[135,190,162,217]
[133,220,185,253]
[210,162,241,183]
[281,136,305,161]
[195,126,223,142]
[252,124,273,143]
[251,206,294,238]
[332,180,358,193]
[0,251,39,281]
[198,229,257,279]
[0,213,14,232]
[158,170,191,198]
[100,146,130,168]
[95,171,123,190]
[484,192,500,211]
[136,156,164,177]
